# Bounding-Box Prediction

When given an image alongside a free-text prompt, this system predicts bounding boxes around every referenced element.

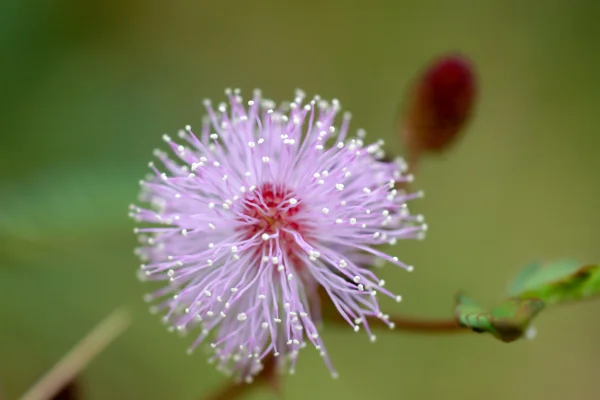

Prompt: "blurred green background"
[2,1,600,399]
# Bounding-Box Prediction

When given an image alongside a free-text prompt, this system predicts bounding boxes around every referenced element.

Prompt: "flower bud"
[400,53,477,165]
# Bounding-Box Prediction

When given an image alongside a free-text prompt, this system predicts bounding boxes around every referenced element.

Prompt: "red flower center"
[238,183,311,263]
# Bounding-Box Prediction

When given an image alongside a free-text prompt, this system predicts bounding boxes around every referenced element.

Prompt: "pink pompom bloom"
[130,89,426,382]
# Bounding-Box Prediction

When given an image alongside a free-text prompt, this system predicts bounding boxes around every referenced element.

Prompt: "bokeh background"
[2,1,600,399]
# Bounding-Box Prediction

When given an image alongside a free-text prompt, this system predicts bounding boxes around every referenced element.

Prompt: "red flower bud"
[401,53,477,165]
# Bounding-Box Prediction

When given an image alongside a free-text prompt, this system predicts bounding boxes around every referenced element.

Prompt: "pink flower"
[131,89,426,382]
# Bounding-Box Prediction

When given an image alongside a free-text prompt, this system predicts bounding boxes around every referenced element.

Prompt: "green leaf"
[508,260,600,306]
[454,293,545,343]
[507,259,580,297]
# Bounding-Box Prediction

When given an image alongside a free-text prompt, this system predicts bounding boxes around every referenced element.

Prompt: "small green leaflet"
[455,259,600,343]
[454,293,544,343]
[507,259,600,306]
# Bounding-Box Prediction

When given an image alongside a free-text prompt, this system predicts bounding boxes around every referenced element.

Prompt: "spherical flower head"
[130,89,426,382]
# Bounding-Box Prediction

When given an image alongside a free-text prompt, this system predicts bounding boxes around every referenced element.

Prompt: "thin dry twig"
[19,307,132,400]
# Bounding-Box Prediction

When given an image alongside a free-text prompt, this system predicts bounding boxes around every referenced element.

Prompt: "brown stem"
[326,311,464,333]
[380,147,420,192]
[405,148,421,178]
[199,294,466,400]
[319,286,465,333]
[201,354,281,400]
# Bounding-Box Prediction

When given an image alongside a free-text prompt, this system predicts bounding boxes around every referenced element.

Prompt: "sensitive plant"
[125,54,600,400]
[12,53,600,400]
